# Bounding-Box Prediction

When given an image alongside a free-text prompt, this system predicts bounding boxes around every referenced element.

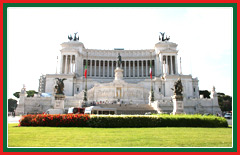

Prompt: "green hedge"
[19,114,90,127]
[19,114,228,128]
[87,115,228,128]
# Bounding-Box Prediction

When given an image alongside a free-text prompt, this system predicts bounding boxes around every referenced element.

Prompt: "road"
[227,119,232,126]
[8,116,21,124]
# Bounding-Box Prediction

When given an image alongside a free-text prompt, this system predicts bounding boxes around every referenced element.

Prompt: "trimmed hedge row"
[19,114,90,127]
[88,115,228,128]
[19,114,228,128]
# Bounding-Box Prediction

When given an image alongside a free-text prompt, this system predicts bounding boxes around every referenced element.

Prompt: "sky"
[7,7,233,100]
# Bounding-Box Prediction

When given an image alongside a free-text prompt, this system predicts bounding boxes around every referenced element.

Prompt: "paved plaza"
[8,116,21,124]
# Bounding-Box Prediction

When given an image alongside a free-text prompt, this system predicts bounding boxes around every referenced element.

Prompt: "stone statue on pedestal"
[171,78,183,96]
[117,53,122,67]
[55,78,66,95]
[172,78,184,114]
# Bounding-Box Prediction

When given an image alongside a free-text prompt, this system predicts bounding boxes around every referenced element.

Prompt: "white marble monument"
[16,33,222,115]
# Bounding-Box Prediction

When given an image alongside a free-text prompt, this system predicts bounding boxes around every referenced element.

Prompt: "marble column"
[166,56,169,74]
[175,56,178,74]
[142,60,144,77]
[70,55,72,73]
[75,55,78,74]
[112,60,114,77]
[171,56,173,75]
[65,55,68,74]
[74,55,77,73]
[68,55,70,74]
[99,60,101,77]
[129,61,131,77]
[145,60,148,77]
[137,61,139,77]
[103,61,105,77]
[124,61,126,77]
[61,55,64,74]
[133,61,135,77]
[89,59,92,77]
[155,55,159,76]
[107,60,109,77]
[94,60,97,77]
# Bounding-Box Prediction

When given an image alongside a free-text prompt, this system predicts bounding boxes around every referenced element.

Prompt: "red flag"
[150,63,152,79]
[84,63,87,78]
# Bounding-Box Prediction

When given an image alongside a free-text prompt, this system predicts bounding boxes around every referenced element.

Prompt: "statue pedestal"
[148,91,154,105]
[114,67,124,81]
[15,87,28,115]
[172,95,184,115]
[53,94,65,109]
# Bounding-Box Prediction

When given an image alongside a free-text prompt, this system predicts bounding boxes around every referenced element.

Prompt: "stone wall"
[16,97,52,115]
[15,96,85,115]
[184,98,222,114]
[150,96,222,114]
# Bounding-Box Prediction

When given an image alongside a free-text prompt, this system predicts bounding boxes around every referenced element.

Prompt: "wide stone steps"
[98,104,158,115]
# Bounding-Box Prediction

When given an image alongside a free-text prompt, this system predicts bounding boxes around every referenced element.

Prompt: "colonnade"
[83,59,155,78]
[162,55,178,75]
[61,55,76,74]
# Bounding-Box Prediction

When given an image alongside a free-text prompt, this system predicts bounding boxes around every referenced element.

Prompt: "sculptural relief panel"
[95,88,115,99]
[124,88,143,99]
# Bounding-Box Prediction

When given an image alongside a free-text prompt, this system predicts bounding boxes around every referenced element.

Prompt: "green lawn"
[8,123,232,147]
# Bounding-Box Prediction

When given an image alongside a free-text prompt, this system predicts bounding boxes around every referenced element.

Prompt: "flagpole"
[56,56,58,74]
[83,51,88,103]
[150,51,154,102]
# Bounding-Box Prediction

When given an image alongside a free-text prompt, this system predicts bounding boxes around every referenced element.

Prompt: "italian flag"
[84,63,87,79]
[150,63,152,79]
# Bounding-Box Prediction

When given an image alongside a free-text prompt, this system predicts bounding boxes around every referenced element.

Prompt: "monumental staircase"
[98,104,158,115]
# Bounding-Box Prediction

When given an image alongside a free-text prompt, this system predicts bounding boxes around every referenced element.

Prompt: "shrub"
[19,114,90,127]
[19,114,228,128]
[87,115,228,128]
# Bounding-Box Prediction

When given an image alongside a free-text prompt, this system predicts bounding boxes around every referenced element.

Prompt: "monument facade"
[16,33,222,115]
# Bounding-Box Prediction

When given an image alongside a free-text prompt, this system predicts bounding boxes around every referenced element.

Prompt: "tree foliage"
[26,90,38,97]
[217,93,232,112]
[199,90,210,98]
[13,90,38,98]
[199,90,232,112]
[8,98,18,112]
[13,92,20,98]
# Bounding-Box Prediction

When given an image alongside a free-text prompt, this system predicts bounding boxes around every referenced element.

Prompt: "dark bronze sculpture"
[68,34,73,41]
[117,53,122,67]
[159,32,170,42]
[166,35,170,41]
[171,78,183,96]
[73,32,79,41]
[55,78,66,95]
[68,32,79,41]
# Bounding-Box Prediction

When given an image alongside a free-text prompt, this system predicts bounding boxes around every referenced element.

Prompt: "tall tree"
[217,93,232,112]
[26,90,38,97]
[13,92,20,98]
[8,98,18,112]
[13,90,38,98]
[199,90,210,98]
